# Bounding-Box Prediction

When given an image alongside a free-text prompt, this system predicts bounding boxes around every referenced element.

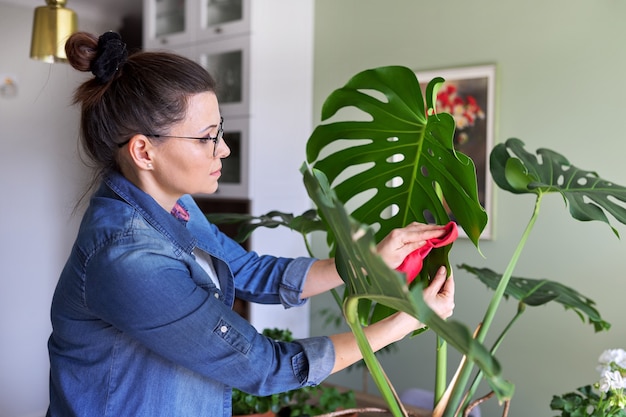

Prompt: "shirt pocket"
[213,318,252,355]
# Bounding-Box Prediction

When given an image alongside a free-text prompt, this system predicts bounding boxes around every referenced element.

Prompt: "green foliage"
[306,66,487,249]
[301,66,625,417]
[458,264,611,332]
[213,64,626,417]
[285,385,356,417]
[206,209,325,244]
[551,385,626,417]
[491,138,626,237]
[231,388,285,415]
[301,163,515,406]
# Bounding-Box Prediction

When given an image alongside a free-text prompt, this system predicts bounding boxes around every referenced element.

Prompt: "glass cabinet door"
[199,0,250,40]
[144,0,194,48]
[197,36,249,116]
[205,0,243,27]
[156,0,185,37]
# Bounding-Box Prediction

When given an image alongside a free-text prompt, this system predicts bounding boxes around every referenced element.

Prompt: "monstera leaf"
[306,66,487,248]
[301,163,514,411]
[490,138,626,237]
[458,264,610,332]
[206,210,324,244]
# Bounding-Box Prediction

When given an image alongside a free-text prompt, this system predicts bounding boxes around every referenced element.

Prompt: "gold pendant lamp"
[30,0,78,63]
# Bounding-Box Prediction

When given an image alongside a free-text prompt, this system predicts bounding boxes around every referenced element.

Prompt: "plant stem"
[461,303,526,412]
[476,195,540,342]
[343,297,407,417]
[435,336,447,405]
[443,194,543,417]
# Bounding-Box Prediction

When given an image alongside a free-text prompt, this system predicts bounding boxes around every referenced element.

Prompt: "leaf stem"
[435,337,448,405]
[343,297,407,417]
[461,303,526,412]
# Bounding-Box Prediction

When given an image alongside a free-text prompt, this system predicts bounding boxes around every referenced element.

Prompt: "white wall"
[247,0,314,339]
[0,4,115,417]
[310,1,626,417]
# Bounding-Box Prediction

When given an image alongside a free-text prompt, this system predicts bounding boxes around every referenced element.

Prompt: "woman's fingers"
[423,267,455,319]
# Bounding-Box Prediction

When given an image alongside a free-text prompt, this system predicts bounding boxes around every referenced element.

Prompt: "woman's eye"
[198,138,211,144]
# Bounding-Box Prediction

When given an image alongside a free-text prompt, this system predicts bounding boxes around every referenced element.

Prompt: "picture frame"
[415,64,496,239]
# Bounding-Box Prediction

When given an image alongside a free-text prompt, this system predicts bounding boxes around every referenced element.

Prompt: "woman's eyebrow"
[197,121,220,135]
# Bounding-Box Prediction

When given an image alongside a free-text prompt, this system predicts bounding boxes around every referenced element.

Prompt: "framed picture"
[416,64,496,239]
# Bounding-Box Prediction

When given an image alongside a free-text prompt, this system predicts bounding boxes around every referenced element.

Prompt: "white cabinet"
[143,0,250,49]
[143,0,314,338]
[197,36,249,117]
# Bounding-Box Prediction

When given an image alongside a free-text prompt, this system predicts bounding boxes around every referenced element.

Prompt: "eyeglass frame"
[117,117,224,157]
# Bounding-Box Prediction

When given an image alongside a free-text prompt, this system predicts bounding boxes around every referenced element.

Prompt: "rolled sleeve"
[279,257,317,308]
[293,336,335,386]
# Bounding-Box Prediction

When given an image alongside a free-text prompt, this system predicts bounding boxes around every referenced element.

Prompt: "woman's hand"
[376,222,447,269]
[422,266,455,320]
[393,266,455,330]
[328,266,455,373]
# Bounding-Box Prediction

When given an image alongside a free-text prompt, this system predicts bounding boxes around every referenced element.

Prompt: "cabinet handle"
[160,37,169,45]
[214,26,223,34]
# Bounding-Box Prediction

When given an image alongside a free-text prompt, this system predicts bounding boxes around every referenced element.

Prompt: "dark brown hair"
[65,31,217,178]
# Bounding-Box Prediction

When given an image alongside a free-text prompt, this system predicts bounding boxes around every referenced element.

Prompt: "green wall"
[311,1,626,416]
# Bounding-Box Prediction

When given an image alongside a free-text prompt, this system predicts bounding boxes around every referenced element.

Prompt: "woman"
[47,31,455,417]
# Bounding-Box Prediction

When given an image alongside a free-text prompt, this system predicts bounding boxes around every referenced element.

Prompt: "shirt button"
[220,325,228,333]
[214,293,219,299]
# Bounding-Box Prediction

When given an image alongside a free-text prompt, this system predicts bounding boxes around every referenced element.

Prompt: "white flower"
[599,349,626,368]
[597,348,626,375]
[599,370,625,393]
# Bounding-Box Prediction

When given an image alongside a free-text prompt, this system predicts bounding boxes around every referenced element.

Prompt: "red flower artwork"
[435,83,485,145]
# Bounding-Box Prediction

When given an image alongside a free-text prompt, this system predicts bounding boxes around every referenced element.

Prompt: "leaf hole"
[315,138,372,162]
[421,166,429,177]
[369,222,381,235]
[387,136,399,142]
[423,210,436,223]
[607,195,626,210]
[386,177,403,188]
[320,106,375,125]
[330,162,375,188]
[344,188,377,215]
[357,88,389,103]
[387,153,405,163]
[380,204,399,220]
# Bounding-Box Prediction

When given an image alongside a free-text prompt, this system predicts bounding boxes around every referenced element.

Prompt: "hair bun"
[90,31,128,84]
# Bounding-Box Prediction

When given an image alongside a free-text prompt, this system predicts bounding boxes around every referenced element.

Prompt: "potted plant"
[211,65,626,417]
[550,348,626,417]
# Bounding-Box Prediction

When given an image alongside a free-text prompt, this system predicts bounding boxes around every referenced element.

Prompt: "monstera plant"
[208,66,626,417]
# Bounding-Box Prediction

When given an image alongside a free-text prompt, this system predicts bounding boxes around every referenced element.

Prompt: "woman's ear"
[125,134,155,171]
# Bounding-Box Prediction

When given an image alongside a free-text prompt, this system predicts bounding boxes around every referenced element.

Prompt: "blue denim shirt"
[47,171,335,417]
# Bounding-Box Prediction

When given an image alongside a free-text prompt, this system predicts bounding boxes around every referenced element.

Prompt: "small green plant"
[231,388,286,416]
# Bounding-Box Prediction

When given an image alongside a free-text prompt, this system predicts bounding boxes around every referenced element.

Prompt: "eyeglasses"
[118,117,224,157]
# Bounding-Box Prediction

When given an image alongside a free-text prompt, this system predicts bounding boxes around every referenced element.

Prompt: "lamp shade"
[30,0,78,63]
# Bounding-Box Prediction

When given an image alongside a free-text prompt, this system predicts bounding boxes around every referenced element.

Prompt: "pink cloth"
[396,221,458,284]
